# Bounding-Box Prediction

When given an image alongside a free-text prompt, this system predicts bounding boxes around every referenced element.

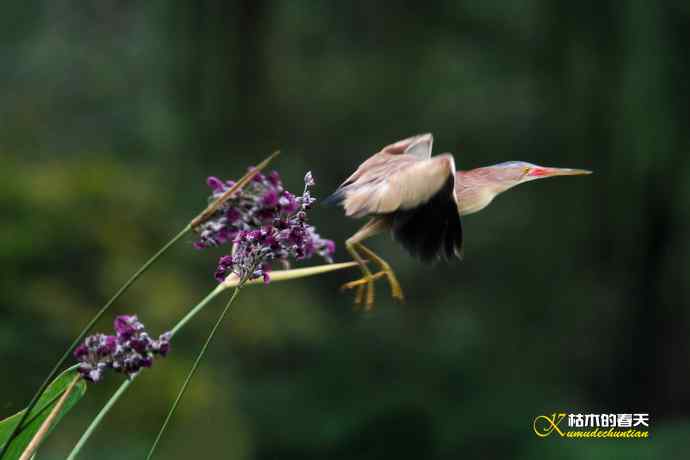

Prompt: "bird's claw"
[381,268,404,302]
[340,272,387,290]
[340,270,404,309]
[340,272,386,310]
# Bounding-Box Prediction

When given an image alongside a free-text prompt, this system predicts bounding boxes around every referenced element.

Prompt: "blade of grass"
[19,375,81,460]
[0,368,87,460]
[145,288,241,460]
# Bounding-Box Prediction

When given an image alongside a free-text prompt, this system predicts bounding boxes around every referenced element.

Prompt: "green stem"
[65,378,133,460]
[145,288,241,460]
[170,284,226,337]
[0,225,192,460]
[64,282,229,460]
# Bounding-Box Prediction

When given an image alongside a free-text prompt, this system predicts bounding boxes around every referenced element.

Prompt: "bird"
[327,133,591,309]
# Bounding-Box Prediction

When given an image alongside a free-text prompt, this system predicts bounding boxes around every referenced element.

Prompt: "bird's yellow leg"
[356,243,404,301]
[340,218,391,310]
[341,271,387,289]
[340,241,376,309]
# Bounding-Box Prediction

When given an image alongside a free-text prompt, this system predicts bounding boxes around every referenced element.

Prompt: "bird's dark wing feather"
[390,174,464,263]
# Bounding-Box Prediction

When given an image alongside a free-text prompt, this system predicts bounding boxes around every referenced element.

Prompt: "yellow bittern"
[327,133,591,309]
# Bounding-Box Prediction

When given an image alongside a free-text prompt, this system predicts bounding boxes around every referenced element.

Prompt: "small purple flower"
[152,331,172,356]
[278,192,299,214]
[207,176,226,192]
[74,315,172,383]
[319,239,336,263]
[267,171,282,187]
[262,190,279,207]
[214,172,336,283]
[194,169,288,248]
[215,255,234,283]
[114,315,142,340]
[304,171,315,187]
[193,169,332,254]
[226,208,241,223]
[74,344,88,359]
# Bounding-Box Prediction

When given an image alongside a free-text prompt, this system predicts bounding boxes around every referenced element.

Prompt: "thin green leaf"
[0,369,87,459]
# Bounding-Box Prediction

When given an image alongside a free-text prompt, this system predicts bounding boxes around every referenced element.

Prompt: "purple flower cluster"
[194,169,301,249]
[214,172,336,284]
[74,315,171,383]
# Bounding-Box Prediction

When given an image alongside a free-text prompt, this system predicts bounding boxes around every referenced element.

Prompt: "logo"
[533,412,650,439]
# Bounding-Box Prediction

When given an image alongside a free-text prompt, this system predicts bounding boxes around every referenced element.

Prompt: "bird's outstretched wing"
[328,134,444,215]
[339,153,457,218]
[379,132,433,159]
[333,133,434,196]
[328,132,462,261]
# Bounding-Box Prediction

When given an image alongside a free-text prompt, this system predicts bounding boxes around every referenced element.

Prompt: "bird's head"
[457,161,592,216]
[479,161,592,192]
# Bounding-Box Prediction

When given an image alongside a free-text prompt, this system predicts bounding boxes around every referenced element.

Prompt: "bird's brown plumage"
[330,133,463,262]
[334,134,459,217]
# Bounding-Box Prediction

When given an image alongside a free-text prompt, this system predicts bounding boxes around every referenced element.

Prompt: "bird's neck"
[454,168,514,216]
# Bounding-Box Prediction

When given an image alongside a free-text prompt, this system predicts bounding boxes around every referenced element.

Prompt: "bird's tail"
[322,188,346,207]
[390,177,463,263]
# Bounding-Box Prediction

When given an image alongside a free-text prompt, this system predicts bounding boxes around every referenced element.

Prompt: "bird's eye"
[522,166,531,176]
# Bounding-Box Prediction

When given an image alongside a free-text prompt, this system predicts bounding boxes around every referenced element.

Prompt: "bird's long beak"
[527,167,592,178]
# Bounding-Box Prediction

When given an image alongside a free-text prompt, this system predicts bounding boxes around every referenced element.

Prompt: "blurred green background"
[2,1,690,459]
